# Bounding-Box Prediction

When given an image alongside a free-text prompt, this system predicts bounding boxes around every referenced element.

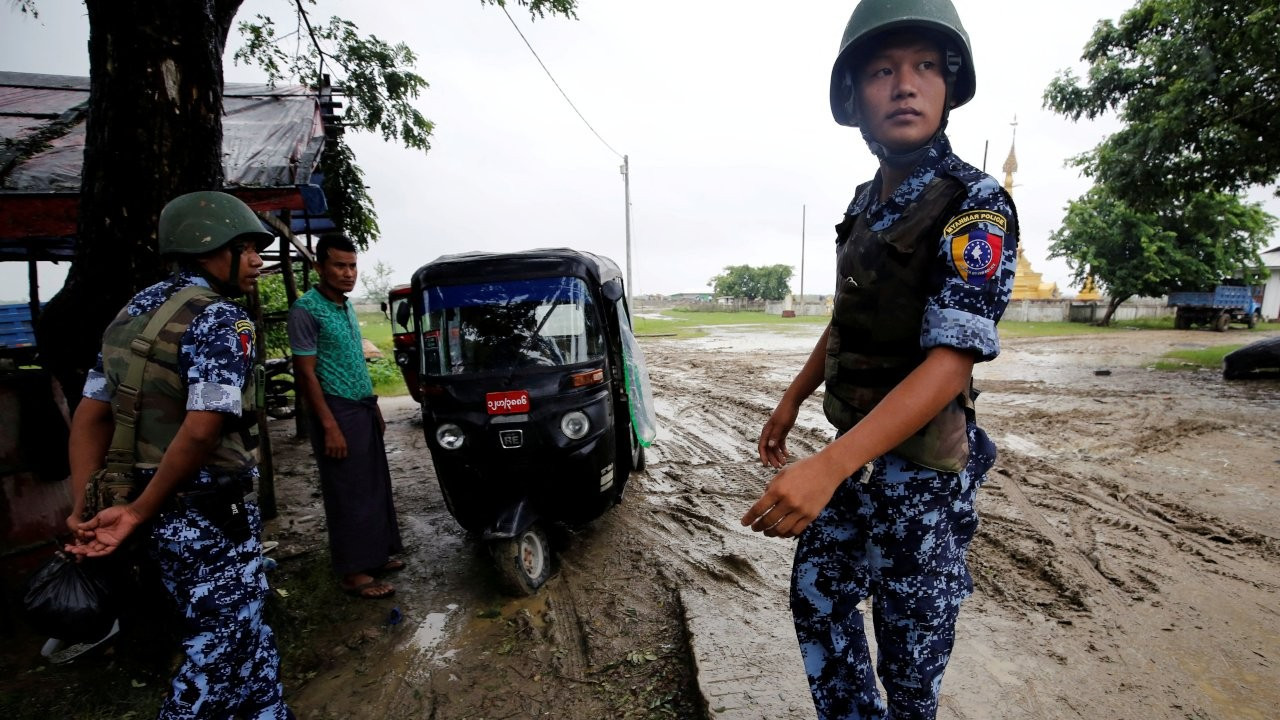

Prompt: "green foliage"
[1044,0,1280,204]
[1048,187,1273,323]
[356,310,407,396]
[708,264,795,301]
[257,274,292,358]
[257,267,318,358]
[234,1,580,246]
[320,135,379,249]
[234,11,434,150]
[366,358,406,396]
[480,0,580,20]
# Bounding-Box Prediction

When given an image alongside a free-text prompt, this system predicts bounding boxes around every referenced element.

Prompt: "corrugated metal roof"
[0,71,325,193]
[0,71,330,252]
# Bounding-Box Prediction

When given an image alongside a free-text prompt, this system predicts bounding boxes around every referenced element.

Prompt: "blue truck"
[1167,285,1262,331]
[0,302,40,361]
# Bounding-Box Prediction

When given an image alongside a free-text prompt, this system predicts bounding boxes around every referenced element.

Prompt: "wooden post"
[249,276,277,520]
[279,210,299,306]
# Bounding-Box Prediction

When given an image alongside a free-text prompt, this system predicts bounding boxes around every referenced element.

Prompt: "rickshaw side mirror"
[395,301,412,331]
[601,279,623,302]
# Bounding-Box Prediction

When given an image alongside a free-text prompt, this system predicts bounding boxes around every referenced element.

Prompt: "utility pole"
[621,154,633,312]
[800,204,806,306]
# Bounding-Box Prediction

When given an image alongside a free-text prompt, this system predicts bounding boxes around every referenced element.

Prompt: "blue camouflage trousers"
[148,499,290,720]
[790,428,991,720]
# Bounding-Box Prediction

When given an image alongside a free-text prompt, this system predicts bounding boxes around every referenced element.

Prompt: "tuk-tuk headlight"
[560,410,590,440]
[436,423,465,450]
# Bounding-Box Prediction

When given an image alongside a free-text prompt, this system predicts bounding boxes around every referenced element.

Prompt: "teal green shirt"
[286,288,374,401]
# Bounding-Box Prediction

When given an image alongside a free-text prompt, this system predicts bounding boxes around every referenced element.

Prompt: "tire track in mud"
[634,341,819,717]
[989,466,1131,614]
[976,442,1278,623]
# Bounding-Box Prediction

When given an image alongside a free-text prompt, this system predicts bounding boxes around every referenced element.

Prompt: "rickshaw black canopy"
[412,248,623,290]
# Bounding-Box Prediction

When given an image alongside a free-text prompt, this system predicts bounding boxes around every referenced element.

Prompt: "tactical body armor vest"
[100,285,258,480]
[824,174,973,472]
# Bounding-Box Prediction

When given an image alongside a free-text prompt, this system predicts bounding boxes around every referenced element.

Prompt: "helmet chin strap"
[860,48,962,170]
[199,243,246,297]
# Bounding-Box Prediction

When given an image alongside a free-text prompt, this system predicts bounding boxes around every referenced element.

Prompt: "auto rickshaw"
[386,284,422,403]
[404,248,656,594]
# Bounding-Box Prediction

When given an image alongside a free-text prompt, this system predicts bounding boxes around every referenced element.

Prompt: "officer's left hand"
[740,452,844,538]
[65,505,144,558]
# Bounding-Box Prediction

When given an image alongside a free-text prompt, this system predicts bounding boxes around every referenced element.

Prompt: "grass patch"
[662,309,829,326]
[634,310,827,339]
[357,311,408,397]
[1151,345,1242,372]
[633,315,705,339]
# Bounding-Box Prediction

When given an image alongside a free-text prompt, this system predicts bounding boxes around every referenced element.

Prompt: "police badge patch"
[234,319,255,358]
[945,210,1006,287]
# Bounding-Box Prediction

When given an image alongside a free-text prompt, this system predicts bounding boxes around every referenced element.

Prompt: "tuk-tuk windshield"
[422,276,606,375]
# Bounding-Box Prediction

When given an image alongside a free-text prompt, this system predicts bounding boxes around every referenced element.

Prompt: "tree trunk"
[1098,295,1129,326]
[36,0,244,405]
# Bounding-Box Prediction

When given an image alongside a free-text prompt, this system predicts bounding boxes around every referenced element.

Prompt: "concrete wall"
[764,300,830,317]
[1261,248,1280,321]
[1002,297,1173,323]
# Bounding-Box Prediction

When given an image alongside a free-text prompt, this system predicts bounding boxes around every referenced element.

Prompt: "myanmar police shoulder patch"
[234,319,255,359]
[945,210,1007,287]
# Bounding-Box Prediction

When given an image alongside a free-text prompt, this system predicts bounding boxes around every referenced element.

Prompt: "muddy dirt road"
[267,325,1280,720]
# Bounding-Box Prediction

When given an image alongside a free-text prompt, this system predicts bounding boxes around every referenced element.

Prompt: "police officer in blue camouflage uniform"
[66,191,292,719]
[741,1,1018,717]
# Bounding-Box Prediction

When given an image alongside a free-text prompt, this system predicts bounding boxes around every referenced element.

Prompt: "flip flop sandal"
[343,580,395,599]
[370,559,405,576]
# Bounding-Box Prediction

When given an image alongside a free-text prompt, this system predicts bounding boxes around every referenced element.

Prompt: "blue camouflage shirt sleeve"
[181,301,255,414]
[921,175,1018,362]
[83,352,110,402]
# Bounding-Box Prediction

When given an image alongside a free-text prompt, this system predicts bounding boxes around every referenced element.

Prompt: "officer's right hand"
[323,424,348,459]
[758,400,800,469]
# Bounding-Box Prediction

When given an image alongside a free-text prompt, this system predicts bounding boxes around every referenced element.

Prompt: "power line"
[500,5,622,159]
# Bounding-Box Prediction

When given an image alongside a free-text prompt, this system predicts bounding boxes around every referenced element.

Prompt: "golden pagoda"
[1076,274,1102,301]
[1003,118,1059,300]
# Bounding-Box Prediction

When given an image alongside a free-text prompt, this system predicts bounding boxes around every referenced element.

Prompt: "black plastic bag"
[22,550,117,643]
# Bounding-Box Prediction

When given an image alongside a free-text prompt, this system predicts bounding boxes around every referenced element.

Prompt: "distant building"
[1262,245,1280,321]
[668,292,713,303]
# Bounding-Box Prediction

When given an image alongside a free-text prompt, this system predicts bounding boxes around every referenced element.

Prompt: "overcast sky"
[4,0,1277,302]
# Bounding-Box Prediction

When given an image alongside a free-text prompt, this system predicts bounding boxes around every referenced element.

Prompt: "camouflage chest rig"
[823,174,973,473]
[86,285,258,515]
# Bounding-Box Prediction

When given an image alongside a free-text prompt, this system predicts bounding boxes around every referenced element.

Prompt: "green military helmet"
[829,0,976,127]
[158,190,274,257]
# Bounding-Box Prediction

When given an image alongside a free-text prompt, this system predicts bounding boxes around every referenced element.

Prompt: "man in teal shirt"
[287,234,404,599]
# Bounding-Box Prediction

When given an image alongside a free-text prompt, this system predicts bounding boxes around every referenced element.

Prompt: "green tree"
[754,264,795,302]
[709,264,794,301]
[1044,0,1280,206]
[29,0,579,401]
[359,259,396,304]
[1049,187,1273,325]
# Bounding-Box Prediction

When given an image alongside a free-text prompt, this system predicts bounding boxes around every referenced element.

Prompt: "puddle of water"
[680,324,824,353]
[997,433,1050,458]
[406,603,459,655]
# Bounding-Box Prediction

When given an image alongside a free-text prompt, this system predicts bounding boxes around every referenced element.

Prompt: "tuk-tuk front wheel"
[491,525,552,595]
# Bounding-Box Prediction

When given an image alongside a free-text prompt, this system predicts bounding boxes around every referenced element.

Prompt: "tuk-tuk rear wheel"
[491,525,553,595]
